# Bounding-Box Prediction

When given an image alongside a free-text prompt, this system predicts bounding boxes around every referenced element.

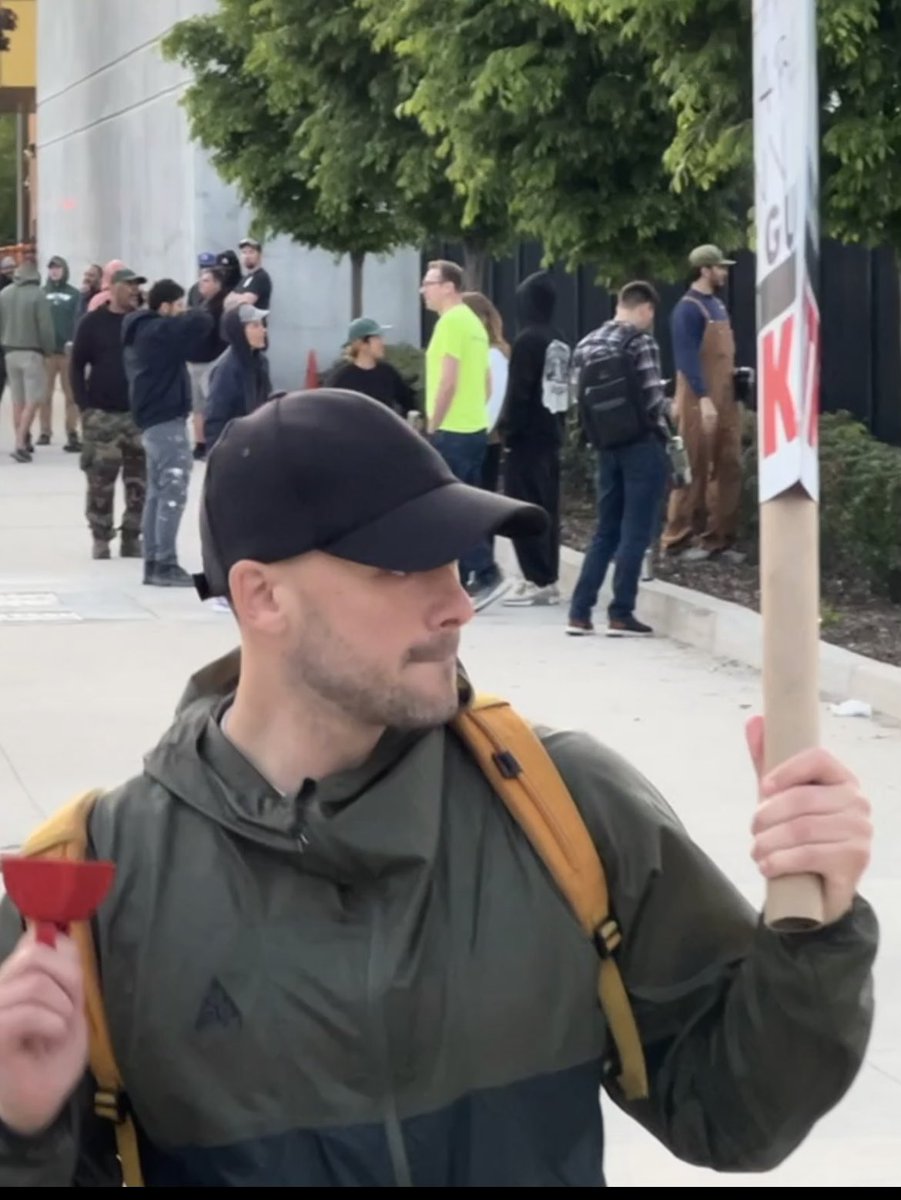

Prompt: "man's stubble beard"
[280,608,460,731]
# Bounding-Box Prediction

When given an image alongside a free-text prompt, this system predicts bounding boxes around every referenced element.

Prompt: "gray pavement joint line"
[867,1061,901,1088]
[0,738,43,826]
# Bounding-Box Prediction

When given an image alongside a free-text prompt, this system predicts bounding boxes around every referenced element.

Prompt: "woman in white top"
[461,291,509,493]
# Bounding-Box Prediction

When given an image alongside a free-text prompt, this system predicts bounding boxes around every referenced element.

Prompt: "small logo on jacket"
[195,978,242,1032]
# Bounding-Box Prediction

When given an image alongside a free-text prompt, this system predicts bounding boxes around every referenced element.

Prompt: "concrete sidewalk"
[0,412,898,1185]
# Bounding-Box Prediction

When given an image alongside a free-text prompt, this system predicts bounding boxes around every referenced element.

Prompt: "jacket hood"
[139,650,474,875]
[13,261,41,286]
[45,256,70,286]
[222,307,254,366]
[121,306,157,347]
[515,271,557,328]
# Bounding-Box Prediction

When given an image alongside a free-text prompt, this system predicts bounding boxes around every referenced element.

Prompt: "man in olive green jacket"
[0,392,876,1187]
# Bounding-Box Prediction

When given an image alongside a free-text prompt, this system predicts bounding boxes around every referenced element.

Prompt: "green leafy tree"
[163,0,513,307]
[163,0,410,315]
[245,0,511,292]
[360,0,744,283]
[551,0,901,250]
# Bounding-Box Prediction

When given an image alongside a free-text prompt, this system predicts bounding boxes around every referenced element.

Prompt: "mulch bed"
[562,498,901,668]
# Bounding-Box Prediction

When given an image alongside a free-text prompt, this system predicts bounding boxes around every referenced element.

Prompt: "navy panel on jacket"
[139,1058,605,1187]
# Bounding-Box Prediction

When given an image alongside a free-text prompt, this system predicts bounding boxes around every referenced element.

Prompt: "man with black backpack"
[567,281,670,637]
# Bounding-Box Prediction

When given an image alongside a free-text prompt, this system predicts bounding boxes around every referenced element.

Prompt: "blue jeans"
[570,436,669,622]
[431,430,496,584]
[141,419,193,567]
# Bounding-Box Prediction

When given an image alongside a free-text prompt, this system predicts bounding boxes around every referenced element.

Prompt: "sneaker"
[503,581,561,607]
[37,433,51,447]
[25,435,34,454]
[64,434,82,453]
[142,560,157,585]
[467,572,510,613]
[120,535,143,559]
[10,449,32,463]
[566,617,595,637]
[681,546,712,564]
[606,615,654,638]
[92,540,111,561]
[151,563,195,588]
[720,548,747,566]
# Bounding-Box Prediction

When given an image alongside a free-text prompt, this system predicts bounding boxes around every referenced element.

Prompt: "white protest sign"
[753,0,820,503]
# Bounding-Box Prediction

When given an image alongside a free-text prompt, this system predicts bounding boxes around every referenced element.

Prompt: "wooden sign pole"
[753,0,825,930]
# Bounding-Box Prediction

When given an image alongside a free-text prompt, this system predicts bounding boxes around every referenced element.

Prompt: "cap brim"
[324,480,547,573]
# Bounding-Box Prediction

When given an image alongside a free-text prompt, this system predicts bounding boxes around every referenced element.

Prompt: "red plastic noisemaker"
[1,857,116,946]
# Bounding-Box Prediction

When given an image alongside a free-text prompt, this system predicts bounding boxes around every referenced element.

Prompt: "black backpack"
[576,327,654,450]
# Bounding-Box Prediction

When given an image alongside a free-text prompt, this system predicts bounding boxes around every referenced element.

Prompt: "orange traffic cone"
[305,350,320,389]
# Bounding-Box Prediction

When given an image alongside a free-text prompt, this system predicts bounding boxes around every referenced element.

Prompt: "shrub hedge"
[564,410,901,601]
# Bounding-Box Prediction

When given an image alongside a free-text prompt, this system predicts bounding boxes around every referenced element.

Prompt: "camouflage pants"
[80,409,147,542]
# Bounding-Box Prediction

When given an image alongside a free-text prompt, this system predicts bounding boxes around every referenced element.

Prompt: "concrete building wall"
[35,0,421,387]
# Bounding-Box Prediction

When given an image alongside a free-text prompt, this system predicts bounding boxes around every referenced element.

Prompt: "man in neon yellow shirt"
[422,259,507,610]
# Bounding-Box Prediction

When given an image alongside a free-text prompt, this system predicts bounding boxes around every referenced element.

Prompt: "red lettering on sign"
[761,315,797,458]
[803,289,820,449]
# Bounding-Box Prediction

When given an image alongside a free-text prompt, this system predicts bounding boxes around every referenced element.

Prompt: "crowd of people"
[0,234,749,631]
[0,238,274,589]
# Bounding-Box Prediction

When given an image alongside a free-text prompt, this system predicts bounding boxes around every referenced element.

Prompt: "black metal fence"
[422,240,901,446]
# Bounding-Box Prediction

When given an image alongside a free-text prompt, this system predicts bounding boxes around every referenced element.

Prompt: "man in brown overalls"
[662,245,744,562]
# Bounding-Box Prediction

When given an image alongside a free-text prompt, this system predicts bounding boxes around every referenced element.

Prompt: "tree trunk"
[461,241,488,291]
[350,251,365,319]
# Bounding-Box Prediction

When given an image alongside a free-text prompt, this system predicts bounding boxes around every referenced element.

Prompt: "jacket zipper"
[367,900,413,1187]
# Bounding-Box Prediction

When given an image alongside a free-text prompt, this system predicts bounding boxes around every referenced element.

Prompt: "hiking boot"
[606,615,654,638]
[10,448,32,463]
[64,433,82,453]
[120,534,143,559]
[565,617,595,637]
[152,563,195,588]
[503,581,561,608]
[37,432,51,446]
[466,571,510,613]
[92,539,111,561]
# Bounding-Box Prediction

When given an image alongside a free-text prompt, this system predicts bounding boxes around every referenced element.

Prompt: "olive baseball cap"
[689,244,735,269]
[196,390,547,599]
[346,317,391,343]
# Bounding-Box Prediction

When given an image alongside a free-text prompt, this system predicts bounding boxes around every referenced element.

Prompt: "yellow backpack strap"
[21,792,145,1188]
[453,697,649,1101]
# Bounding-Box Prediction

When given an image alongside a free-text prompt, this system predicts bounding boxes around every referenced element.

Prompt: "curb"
[503,542,901,722]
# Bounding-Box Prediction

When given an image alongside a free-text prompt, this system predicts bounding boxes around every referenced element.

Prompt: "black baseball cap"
[196,390,547,599]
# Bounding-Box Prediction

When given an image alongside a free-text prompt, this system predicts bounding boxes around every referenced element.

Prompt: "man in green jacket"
[0,392,876,1187]
[0,260,55,462]
[40,256,81,451]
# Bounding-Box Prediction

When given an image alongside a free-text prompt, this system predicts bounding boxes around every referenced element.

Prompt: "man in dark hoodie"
[40,256,81,451]
[204,304,271,450]
[501,271,571,607]
[122,279,213,588]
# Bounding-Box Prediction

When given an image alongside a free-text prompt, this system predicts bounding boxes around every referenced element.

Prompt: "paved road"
[0,410,898,1185]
